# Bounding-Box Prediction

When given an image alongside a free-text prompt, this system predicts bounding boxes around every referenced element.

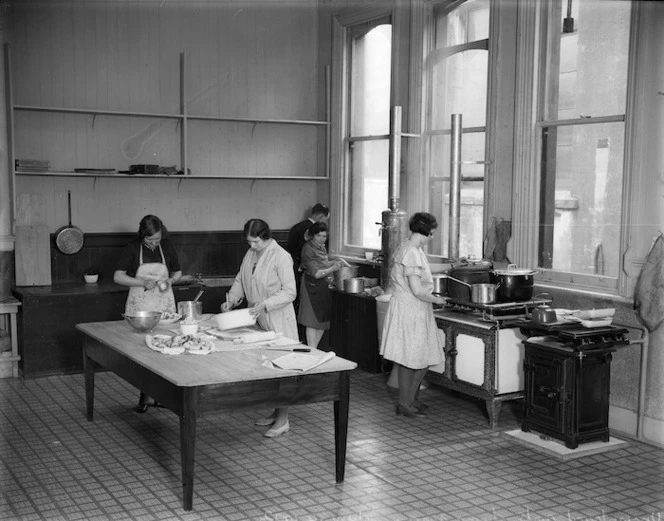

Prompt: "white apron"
[124,244,176,314]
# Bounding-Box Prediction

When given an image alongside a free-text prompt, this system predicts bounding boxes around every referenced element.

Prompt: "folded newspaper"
[262,351,336,372]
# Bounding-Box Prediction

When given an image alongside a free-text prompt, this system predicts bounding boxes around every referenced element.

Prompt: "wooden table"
[76,321,357,511]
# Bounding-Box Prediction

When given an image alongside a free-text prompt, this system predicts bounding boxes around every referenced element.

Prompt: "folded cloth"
[634,232,664,332]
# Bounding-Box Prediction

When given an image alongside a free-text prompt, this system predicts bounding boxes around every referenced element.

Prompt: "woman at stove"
[114,214,182,412]
[380,212,447,418]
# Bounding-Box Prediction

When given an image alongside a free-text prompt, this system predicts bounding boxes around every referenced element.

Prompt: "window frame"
[511,0,639,297]
[330,5,394,257]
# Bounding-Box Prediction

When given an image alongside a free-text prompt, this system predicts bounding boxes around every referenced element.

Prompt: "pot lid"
[493,268,536,275]
[452,260,492,272]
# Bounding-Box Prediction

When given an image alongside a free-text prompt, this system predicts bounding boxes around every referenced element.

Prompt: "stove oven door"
[522,344,569,436]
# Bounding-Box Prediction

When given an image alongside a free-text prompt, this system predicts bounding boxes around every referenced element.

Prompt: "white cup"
[365,251,374,261]
[84,274,98,283]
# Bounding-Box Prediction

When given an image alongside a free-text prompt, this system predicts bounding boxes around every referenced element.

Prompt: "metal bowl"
[123,311,162,332]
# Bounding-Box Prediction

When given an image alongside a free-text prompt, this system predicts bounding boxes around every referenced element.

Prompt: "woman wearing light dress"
[380,212,448,418]
[221,218,297,437]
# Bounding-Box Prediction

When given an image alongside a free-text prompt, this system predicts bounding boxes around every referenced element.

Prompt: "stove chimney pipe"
[449,114,462,259]
[380,106,409,288]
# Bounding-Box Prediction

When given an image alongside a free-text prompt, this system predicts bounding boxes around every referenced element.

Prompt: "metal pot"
[432,274,448,296]
[177,301,203,320]
[334,265,359,291]
[55,191,84,254]
[343,277,365,294]
[442,275,500,304]
[448,262,492,300]
[491,264,537,302]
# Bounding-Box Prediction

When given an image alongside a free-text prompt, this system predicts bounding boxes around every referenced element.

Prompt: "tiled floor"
[1,370,662,520]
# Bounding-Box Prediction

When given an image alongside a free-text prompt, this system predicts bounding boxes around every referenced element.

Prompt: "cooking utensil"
[432,274,448,296]
[343,277,365,294]
[177,300,203,320]
[448,262,492,300]
[193,290,204,302]
[531,304,557,324]
[214,308,256,330]
[491,264,537,302]
[123,311,161,332]
[438,275,500,304]
[334,264,359,291]
[55,191,84,254]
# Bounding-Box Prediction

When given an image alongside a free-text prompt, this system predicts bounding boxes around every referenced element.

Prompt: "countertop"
[12,282,130,298]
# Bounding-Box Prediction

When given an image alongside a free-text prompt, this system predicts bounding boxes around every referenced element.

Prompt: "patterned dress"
[379,240,444,370]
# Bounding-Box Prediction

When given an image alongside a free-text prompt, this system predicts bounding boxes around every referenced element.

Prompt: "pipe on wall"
[449,114,462,258]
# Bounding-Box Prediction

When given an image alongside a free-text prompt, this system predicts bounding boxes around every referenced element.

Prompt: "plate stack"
[15,159,50,172]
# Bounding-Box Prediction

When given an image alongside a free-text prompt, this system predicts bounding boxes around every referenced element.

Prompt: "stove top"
[519,320,630,350]
[443,298,553,321]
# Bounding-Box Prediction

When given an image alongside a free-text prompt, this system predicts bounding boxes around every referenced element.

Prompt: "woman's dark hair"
[138,215,167,240]
[409,212,438,236]
[244,219,271,240]
[308,221,328,237]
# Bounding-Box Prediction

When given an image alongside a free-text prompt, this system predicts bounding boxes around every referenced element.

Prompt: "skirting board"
[503,429,628,461]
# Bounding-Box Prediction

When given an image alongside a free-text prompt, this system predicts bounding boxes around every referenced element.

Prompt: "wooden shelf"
[14,104,328,127]
[15,171,329,180]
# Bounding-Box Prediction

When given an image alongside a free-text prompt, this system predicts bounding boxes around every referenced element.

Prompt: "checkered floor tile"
[0,371,662,520]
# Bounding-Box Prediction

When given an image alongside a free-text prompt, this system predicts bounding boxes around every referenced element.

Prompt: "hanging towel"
[484,218,512,262]
[634,232,664,332]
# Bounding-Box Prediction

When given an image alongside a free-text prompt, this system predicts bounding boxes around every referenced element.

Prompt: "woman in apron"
[297,222,343,348]
[221,219,297,437]
[113,215,182,412]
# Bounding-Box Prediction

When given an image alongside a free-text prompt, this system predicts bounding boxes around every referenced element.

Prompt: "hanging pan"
[55,190,84,254]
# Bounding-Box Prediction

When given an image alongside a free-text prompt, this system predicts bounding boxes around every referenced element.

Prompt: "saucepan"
[437,275,501,304]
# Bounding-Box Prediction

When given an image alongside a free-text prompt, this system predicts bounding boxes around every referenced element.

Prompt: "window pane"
[540,122,625,277]
[544,0,631,120]
[350,24,392,136]
[431,50,488,130]
[435,0,490,47]
[347,140,388,249]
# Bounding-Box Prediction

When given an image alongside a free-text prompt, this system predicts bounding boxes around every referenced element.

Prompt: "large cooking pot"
[334,265,359,291]
[448,261,492,300]
[491,264,537,302]
[443,275,500,304]
[343,277,365,294]
[55,191,84,254]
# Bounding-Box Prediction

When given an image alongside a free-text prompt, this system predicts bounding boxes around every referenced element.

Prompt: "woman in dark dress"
[297,222,343,348]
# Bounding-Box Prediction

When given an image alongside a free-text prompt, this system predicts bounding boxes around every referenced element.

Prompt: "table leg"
[180,388,198,511]
[83,346,95,422]
[486,398,501,429]
[334,371,350,483]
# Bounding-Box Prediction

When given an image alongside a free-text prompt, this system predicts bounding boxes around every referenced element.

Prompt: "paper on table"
[263,351,336,372]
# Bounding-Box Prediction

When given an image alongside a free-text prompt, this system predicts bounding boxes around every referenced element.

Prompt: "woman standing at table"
[221,218,297,437]
[380,212,447,418]
[114,214,182,413]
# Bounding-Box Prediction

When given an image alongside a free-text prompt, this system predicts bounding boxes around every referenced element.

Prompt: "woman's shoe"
[396,404,427,418]
[135,403,148,413]
[255,416,276,426]
[263,421,290,438]
[413,401,429,412]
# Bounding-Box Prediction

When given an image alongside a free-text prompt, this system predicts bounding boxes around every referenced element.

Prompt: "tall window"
[343,18,392,251]
[538,0,631,288]
[426,0,490,258]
